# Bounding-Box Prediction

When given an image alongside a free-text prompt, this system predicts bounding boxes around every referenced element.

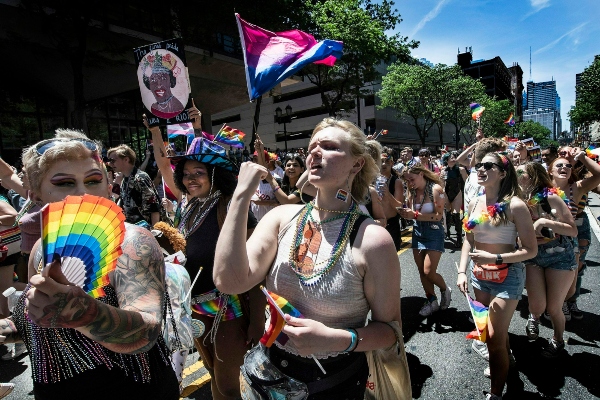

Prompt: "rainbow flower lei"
[527,187,568,207]
[462,202,508,233]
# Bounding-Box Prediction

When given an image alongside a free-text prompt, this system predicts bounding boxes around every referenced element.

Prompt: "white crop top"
[472,219,517,245]
[415,202,435,213]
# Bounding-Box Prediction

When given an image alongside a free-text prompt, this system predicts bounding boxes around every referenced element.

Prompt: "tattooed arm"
[0,317,20,344]
[26,225,165,354]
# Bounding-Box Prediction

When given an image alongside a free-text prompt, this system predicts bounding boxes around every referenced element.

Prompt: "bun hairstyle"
[311,118,378,203]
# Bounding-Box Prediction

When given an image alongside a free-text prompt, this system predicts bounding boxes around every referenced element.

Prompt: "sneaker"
[541,310,551,320]
[541,338,565,359]
[1,343,27,361]
[525,315,540,340]
[568,301,583,320]
[472,340,489,361]
[484,392,502,400]
[419,300,440,317]
[483,350,516,378]
[484,365,491,378]
[440,287,452,310]
[562,302,572,322]
[0,383,14,399]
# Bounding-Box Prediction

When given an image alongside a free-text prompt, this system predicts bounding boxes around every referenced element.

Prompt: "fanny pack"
[473,263,510,283]
[241,344,364,400]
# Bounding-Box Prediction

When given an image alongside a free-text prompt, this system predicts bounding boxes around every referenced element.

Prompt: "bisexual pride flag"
[260,290,304,347]
[465,296,488,342]
[236,13,343,100]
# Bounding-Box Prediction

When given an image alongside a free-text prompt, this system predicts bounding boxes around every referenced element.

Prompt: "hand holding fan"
[41,194,126,298]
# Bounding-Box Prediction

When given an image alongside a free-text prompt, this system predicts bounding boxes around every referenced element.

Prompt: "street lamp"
[275,104,293,151]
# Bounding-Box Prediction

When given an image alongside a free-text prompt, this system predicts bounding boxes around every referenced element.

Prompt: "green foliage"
[515,120,554,146]
[569,55,600,127]
[301,0,418,116]
[476,98,515,139]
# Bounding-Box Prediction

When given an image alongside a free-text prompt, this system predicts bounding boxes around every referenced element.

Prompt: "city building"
[522,80,562,139]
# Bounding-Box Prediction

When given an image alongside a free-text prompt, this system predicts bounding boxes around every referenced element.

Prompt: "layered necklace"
[178,190,221,238]
[288,201,360,286]
[527,187,568,207]
[462,196,507,233]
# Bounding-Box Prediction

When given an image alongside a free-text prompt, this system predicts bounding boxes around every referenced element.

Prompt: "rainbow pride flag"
[586,145,600,159]
[504,113,515,127]
[215,125,246,148]
[465,296,488,342]
[470,103,485,120]
[260,291,303,347]
[236,13,343,100]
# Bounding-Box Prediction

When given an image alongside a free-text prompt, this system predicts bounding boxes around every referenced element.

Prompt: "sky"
[389,0,600,131]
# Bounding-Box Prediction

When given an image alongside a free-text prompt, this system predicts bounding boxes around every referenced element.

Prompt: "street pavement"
[3,195,600,399]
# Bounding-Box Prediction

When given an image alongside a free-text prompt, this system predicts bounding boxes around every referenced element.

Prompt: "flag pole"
[259,286,326,374]
[183,267,203,303]
[214,123,226,143]
[250,96,262,153]
[455,262,482,338]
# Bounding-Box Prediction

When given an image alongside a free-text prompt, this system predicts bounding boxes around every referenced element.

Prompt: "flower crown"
[141,52,181,78]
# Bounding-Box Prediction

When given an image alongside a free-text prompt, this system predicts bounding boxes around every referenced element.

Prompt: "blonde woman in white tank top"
[214,119,408,398]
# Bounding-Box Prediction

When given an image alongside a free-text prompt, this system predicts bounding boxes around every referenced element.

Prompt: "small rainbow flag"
[504,113,515,127]
[465,296,488,342]
[260,290,303,347]
[470,103,485,120]
[381,129,388,135]
[214,125,246,148]
[586,145,600,159]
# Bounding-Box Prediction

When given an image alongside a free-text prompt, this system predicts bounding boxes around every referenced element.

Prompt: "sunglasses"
[474,162,503,171]
[555,163,573,169]
[36,138,98,155]
[105,157,117,163]
[545,246,566,254]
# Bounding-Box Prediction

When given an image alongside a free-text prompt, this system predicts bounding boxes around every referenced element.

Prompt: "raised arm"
[575,152,600,194]
[26,226,165,354]
[213,162,283,294]
[457,143,476,168]
[143,115,181,201]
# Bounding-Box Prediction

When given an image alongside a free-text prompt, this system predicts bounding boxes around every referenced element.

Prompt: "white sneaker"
[472,340,489,361]
[1,343,27,361]
[0,383,14,399]
[419,300,440,317]
[484,392,502,400]
[440,287,452,310]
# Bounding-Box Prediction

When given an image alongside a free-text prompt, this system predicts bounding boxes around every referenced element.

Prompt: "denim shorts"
[526,237,577,271]
[412,220,445,253]
[575,214,591,264]
[470,261,525,300]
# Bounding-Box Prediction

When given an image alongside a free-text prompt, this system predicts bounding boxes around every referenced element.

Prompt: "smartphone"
[540,227,555,239]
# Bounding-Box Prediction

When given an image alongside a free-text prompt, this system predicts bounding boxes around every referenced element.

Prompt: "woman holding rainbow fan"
[516,162,577,358]
[457,152,537,400]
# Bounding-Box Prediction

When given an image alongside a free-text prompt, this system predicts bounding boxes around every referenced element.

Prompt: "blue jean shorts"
[412,220,445,253]
[470,261,525,301]
[526,237,577,271]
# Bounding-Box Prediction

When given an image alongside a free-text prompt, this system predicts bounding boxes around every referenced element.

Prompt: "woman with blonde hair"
[457,153,537,400]
[214,118,409,398]
[516,161,577,358]
[398,164,450,316]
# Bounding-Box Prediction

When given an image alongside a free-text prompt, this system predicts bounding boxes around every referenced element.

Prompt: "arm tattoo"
[159,148,165,158]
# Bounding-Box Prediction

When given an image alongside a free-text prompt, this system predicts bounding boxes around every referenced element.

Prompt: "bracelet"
[272,186,281,192]
[344,328,358,352]
[413,210,420,220]
[458,271,467,275]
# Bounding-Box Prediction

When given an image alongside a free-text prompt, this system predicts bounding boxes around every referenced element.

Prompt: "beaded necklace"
[527,187,568,207]
[288,201,360,286]
[178,190,221,238]
[462,196,508,233]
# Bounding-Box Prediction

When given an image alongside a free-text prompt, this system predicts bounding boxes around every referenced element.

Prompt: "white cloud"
[410,0,451,38]
[534,22,588,55]
[522,0,551,20]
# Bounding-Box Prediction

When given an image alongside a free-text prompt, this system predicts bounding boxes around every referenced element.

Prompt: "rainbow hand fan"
[41,194,126,298]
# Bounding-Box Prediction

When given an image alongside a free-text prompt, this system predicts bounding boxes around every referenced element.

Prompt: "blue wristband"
[344,328,358,352]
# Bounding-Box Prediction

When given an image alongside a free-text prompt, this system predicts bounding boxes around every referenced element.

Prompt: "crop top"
[471,219,518,245]
[415,202,435,213]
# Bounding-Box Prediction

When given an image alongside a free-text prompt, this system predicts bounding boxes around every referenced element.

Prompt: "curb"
[585,205,600,243]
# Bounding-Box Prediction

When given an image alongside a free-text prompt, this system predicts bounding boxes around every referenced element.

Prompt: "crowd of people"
[0,103,597,400]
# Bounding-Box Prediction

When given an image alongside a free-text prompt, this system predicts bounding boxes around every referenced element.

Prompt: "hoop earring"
[299,180,310,205]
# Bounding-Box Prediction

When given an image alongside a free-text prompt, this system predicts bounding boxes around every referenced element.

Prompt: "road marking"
[398,227,412,255]
[181,359,211,397]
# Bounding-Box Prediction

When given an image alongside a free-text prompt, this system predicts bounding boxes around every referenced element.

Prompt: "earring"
[336,176,350,202]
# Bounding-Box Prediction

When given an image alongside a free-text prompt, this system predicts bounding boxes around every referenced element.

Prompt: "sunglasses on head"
[475,162,503,171]
[555,163,572,169]
[36,138,98,156]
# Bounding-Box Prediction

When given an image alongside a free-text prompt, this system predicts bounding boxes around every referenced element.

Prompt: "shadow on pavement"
[405,351,433,399]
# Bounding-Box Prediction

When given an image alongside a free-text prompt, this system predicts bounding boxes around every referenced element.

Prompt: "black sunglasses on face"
[475,162,503,171]
[36,138,98,155]
[555,163,572,169]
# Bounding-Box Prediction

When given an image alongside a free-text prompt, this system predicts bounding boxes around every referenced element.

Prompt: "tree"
[301,0,418,117]
[378,63,440,146]
[516,120,554,147]
[570,55,600,127]
[444,74,488,147]
[475,98,515,139]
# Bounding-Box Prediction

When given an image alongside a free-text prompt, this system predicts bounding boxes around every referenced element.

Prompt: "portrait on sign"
[137,49,189,120]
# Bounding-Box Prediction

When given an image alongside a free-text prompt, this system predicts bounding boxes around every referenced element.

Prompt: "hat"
[169,137,238,172]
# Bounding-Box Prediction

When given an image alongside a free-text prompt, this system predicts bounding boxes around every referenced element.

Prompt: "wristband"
[344,328,358,352]
[458,271,466,275]
[273,186,281,192]
[413,210,420,220]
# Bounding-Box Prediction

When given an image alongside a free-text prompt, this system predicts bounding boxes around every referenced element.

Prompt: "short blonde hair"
[107,144,136,165]
[22,130,104,194]
[311,118,378,203]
